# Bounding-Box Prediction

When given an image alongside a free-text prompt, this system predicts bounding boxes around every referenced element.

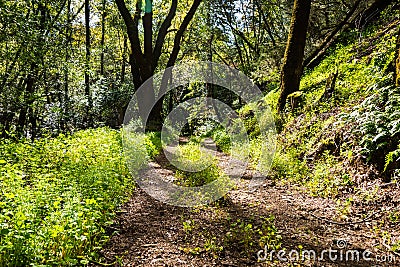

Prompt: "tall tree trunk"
[395,26,400,86]
[85,0,93,126]
[62,0,72,131]
[303,0,361,69]
[115,0,201,131]
[150,0,201,131]
[206,33,223,123]
[121,34,127,83]
[17,64,37,136]
[277,0,311,112]
[100,0,106,76]
[137,0,159,130]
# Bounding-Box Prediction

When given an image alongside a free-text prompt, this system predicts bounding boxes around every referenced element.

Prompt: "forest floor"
[92,139,400,267]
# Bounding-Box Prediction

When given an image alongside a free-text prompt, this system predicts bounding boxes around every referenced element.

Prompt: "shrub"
[173,143,221,187]
[144,131,162,159]
[225,216,281,258]
[211,128,231,153]
[341,83,400,172]
[0,128,135,266]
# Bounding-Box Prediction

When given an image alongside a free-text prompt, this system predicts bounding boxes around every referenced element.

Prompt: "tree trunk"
[303,0,361,69]
[396,26,400,86]
[100,0,106,76]
[277,0,311,112]
[62,0,72,131]
[17,64,37,137]
[121,34,127,83]
[85,0,93,126]
[115,0,201,131]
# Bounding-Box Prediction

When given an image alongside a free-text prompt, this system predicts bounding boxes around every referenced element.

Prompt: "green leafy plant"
[182,219,195,234]
[225,216,281,258]
[384,144,400,172]
[204,236,224,258]
[0,128,140,266]
[144,131,162,159]
[342,84,400,171]
[211,128,231,153]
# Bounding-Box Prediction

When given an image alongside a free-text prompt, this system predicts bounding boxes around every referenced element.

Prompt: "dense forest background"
[2,0,395,137]
[1,0,400,266]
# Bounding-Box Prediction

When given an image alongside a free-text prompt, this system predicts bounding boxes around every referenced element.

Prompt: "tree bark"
[277,0,311,112]
[17,63,37,137]
[100,0,106,76]
[304,0,393,70]
[152,0,178,70]
[303,0,361,69]
[121,34,127,83]
[85,0,93,126]
[62,0,72,131]
[395,26,400,86]
[115,0,202,131]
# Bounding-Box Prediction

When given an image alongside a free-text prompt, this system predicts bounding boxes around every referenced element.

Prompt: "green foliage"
[238,104,260,138]
[144,131,162,159]
[0,0,133,136]
[262,21,400,197]
[93,79,134,128]
[269,147,309,182]
[122,132,149,173]
[179,214,281,260]
[0,128,134,266]
[300,26,397,115]
[175,163,222,187]
[174,143,222,187]
[182,219,195,234]
[225,216,281,257]
[385,144,400,172]
[307,152,353,198]
[246,135,275,173]
[211,128,231,153]
[341,84,400,166]
[335,197,353,220]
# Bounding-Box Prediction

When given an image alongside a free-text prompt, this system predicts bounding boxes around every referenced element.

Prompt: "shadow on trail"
[92,183,377,267]
[92,140,395,267]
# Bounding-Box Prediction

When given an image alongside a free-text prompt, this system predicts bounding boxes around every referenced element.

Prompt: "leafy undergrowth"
[257,19,400,197]
[235,18,400,254]
[195,15,400,257]
[0,128,140,266]
[173,142,222,187]
[144,131,163,159]
[179,213,282,261]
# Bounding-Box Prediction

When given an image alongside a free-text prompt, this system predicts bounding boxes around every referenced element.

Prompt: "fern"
[384,144,400,172]
[343,84,400,166]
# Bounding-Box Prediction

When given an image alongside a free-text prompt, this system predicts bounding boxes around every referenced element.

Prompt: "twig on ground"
[309,210,381,225]
[366,181,398,189]
[381,241,400,257]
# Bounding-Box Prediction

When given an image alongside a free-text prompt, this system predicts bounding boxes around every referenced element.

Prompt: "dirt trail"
[92,140,400,267]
